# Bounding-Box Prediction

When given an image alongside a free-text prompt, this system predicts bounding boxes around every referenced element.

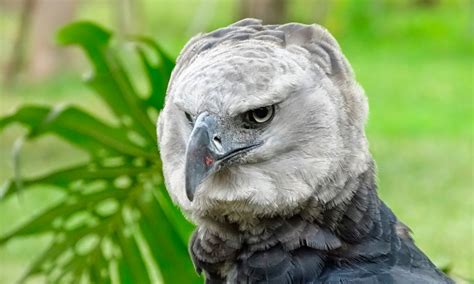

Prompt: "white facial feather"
[157,19,370,225]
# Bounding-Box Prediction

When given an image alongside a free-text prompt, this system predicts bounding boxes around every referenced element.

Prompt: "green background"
[0,0,472,283]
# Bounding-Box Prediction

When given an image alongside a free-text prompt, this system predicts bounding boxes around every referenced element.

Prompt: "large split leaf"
[0,21,201,283]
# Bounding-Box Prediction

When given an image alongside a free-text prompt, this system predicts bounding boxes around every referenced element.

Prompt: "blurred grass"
[0,0,473,283]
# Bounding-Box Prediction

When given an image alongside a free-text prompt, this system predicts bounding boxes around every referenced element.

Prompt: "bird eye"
[184,112,193,124]
[247,105,274,124]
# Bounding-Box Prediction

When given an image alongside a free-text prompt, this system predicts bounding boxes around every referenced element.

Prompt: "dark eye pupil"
[253,108,268,119]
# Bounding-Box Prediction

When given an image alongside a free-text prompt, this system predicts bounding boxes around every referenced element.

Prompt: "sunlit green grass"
[353,43,473,280]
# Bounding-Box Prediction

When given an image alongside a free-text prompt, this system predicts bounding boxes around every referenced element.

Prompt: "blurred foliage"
[0,22,200,283]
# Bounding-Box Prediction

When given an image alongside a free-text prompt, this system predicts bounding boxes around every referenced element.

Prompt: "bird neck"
[198,161,380,244]
[320,164,381,243]
[190,164,389,280]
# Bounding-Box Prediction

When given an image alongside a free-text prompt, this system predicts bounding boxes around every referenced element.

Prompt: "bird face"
[158,28,370,222]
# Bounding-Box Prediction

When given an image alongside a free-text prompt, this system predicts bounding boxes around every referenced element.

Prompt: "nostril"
[212,135,223,151]
[213,135,222,145]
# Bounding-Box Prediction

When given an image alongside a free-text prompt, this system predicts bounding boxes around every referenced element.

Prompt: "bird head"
[157,19,371,223]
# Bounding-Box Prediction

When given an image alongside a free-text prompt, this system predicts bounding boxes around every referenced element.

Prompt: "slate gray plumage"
[157,18,452,283]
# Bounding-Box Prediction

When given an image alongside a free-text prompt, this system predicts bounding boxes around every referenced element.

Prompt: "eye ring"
[247,105,275,124]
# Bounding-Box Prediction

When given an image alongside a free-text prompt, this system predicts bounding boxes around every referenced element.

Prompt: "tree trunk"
[3,0,36,86]
[28,0,78,81]
[239,0,288,24]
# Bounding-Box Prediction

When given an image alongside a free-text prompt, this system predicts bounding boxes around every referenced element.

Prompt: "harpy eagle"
[157,19,452,283]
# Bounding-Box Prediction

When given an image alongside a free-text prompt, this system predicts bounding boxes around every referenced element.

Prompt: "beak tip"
[186,190,194,202]
[185,179,195,202]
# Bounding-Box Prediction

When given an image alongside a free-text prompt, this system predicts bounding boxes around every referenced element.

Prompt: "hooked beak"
[184,112,259,201]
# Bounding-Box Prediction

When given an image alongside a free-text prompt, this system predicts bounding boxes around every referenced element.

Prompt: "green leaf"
[51,252,88,283]
[136,47,167,111]
[118,256,134,284]
[115,231,151,284]
[0,20,199,284]
[133,36,174,111]
[56,21,111,51]
[133,36,174,76]
[19,224,106,282]
[138,196,201,284]
[58,22,156,141]
[1,162,152,199]
[88,250,112,284]
[0,187,128,244]
[154,184,194,244]
[0,105,155,158]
